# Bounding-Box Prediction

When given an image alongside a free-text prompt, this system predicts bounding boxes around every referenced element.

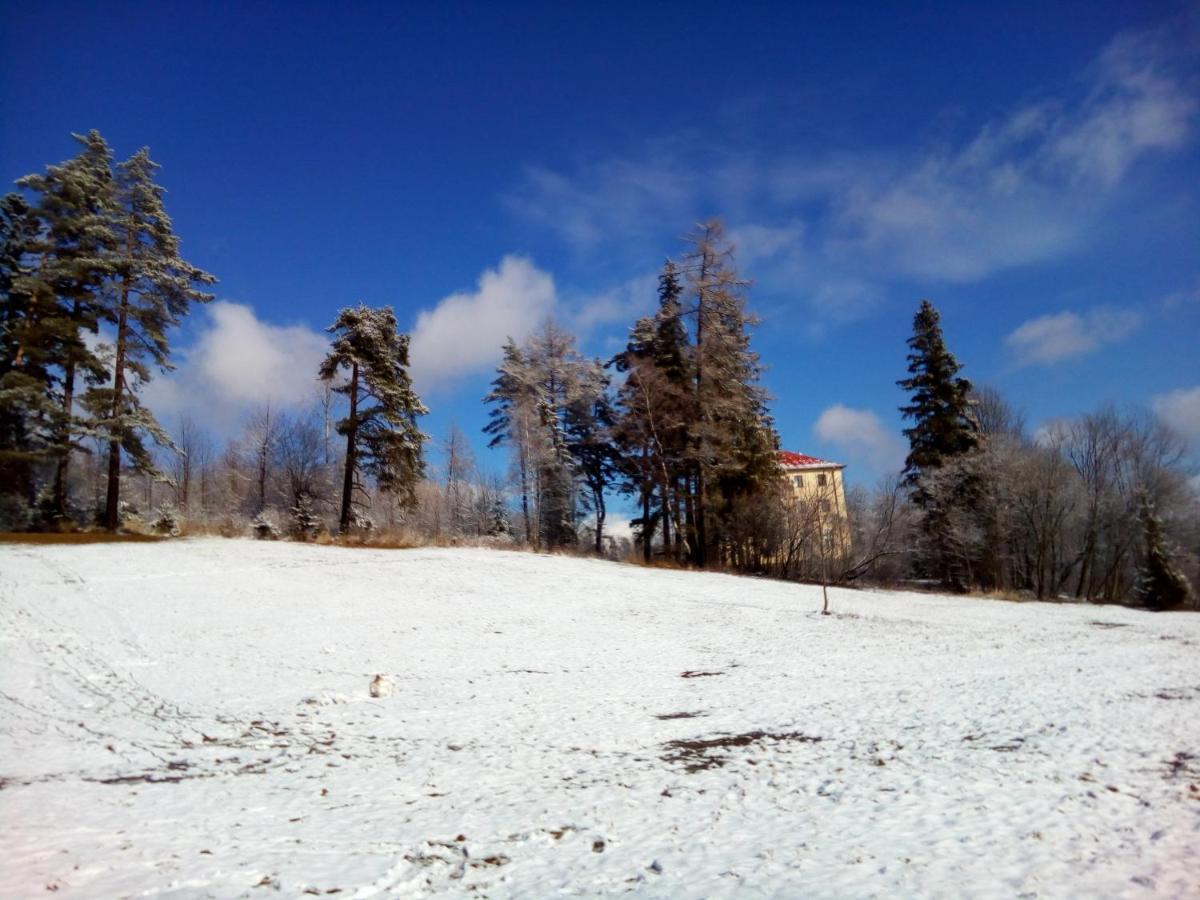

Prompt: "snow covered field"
[1,539,1197,899]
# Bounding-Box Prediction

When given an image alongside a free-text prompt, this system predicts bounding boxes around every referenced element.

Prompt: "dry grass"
[0,531,165,545]
[319,532,424,551]
[622,552,692,570]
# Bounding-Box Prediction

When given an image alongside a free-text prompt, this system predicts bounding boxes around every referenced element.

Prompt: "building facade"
[778,451,851,556]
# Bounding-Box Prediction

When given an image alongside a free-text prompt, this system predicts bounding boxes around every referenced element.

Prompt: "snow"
[1,539,1197,898]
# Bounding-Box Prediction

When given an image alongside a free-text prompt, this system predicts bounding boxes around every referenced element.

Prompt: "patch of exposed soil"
[662,729,822,773]
[1153,687,1200,701]
[1165,751,1197,780]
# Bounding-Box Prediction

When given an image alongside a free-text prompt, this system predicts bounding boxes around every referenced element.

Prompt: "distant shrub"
[289,494,323,541]
[29,488,81,533]
[152,506,181,537]
[250,512,280,541]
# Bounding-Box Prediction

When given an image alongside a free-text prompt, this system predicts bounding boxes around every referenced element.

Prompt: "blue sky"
[2,1,1198,487]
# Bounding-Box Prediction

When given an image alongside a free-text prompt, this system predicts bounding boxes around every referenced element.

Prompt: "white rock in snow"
[369,674,394,698]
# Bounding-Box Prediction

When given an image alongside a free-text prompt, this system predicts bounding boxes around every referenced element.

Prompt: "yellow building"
[778,450,851,556]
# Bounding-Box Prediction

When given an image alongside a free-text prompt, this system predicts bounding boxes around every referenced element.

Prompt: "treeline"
[2,132,1196,609]
[877,301,1199,610]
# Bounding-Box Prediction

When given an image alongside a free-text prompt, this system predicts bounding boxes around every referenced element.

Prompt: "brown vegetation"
[0,531,164,545]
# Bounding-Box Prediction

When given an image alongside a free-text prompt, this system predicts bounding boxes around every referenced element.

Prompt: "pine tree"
[484,338,540,544]
[11,132,120,521]
[289,492,322,541]
[485,321,608,551]
[485,493,511,537]
[1136,493,1194,611]
[319,304,427,532]
[526,321,585,549]
[897,299,979,588]
[564,359,617,554]
[0,192,45,505]
[897,300,977,489]
[610,260,692,561]
[86,147,216,531]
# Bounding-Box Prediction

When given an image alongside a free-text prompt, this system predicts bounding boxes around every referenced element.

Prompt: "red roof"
[777,450,843,469]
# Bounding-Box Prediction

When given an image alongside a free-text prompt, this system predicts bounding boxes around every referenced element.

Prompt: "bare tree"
[841,476,913,584]
[244,403,280,515]
[443,423,476,537]
[276,412,327,509]
[973,384,1026,439]
[170,415,211,514]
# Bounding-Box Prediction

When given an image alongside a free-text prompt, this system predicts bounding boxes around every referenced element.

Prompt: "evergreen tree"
[610,260,692,561]
[319,304,427,532]
[0,192,45,504]
[86,147,216,531]
[650,260,689,382]
[609,234,776,569]
[484,321,607,551]
[1136,493,1195,611]
[486,493,511,537]
[897,299,977,490]
[484,338,540,544]
[610,315,660,559]
[565,359,618,554]
[289,492,322,541]
[897,299,979,588]
[526,321,585,549]
[11,132,120,520]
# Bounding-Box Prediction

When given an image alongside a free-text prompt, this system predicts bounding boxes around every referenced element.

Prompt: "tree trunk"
[338,362,358,533]
[660,471,671,556]
[52,329,77,520]
[641,478,652,563]
[104,282,131,531]
[683,477,696,566]
[519,452,531,545]
[593,488,605,555]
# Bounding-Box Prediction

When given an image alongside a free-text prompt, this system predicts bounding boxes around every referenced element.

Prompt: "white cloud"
[570,273,658,333]
[813,405,906,477]
[1161,280,1200,309]
[1004,307,1141,366]
[603,514,635,542]
[828,28,1195,283]
[1049,28,1196,186]
[142,301,328,434]
[506,23,1196,322]
[408,256,557,393]
[726,222,804,265]
[1152,385,1200,446]
[504,156,697,252]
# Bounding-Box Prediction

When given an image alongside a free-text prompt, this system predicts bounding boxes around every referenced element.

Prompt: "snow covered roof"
[777,450,844,470]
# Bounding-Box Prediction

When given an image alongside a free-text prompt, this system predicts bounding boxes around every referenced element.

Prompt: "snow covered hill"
[1,539,1197,898]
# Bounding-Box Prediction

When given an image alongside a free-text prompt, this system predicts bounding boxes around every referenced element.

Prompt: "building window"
[817,473,828,487]
[793,474,803,487]
[820,500,831,513]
